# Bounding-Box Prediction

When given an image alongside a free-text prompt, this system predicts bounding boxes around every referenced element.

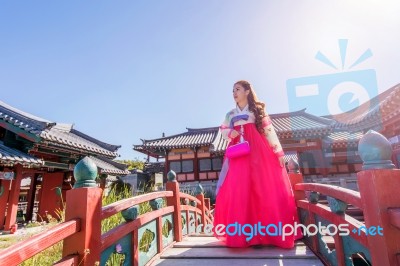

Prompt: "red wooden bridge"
[0,131,400,266]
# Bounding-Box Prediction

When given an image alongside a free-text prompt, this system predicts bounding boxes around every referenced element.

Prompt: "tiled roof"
[210,130,228,154]
[40,124,119,158]
[269,109,335,138]
[327,83,400,132]
[0,141,43,167]
[134,127,220,155]
[0,101,120,158]
[283,151,299,163]
[89,156,130,176]
[323,131,363,148]
[0,101,54,134]
[134,110,335,155]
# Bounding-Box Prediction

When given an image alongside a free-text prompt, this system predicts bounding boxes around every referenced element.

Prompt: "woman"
[213,80,301,248]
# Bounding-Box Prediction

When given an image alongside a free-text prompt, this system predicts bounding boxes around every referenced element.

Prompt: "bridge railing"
[288,130,400,266]
[0,158,213,266]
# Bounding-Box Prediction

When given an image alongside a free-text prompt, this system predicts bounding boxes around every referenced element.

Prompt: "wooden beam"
[0,219,80,265]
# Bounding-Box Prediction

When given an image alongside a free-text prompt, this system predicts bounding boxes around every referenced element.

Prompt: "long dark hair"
[234,80,267,134]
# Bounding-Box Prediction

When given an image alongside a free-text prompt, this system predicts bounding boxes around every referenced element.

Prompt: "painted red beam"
[179,192,201,205]
[180,205,202,214]
[101,191,173,220]
[205,216,213,224]
[295,183,362,210]
[0,219,80,265]
[101,206,174,251]
[297,200,368,247]
[388,208,400,230]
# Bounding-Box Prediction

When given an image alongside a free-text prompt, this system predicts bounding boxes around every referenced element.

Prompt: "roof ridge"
[301,111,336,125]
[186,127,219,132]
[269,108,307,118]
[139,130,194,144]
[0,100,55,131]
[71,129,121,152]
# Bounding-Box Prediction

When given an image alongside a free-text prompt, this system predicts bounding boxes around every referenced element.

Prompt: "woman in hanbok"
[213,80,301,248]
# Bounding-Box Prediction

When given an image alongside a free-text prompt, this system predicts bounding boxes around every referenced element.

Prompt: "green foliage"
[139,229,155,252]
[102,185,131,234]
[0,236,19,249]
[14,179,170,266]
[102,184,162,266]
[115,158,145,171]
[162,220,172,238]
[105,253,125,266]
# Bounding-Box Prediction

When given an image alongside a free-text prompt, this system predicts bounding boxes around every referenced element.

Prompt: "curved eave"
[41,139,118,159]
[0,143,44,168]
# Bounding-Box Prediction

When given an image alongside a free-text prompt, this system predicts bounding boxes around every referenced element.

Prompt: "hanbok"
[213,104,301,248]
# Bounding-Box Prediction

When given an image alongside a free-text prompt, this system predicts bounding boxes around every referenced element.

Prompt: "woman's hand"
[279,157,285,168]
[229,130,241,139]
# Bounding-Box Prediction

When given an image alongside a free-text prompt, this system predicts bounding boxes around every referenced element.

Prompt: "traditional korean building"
[134,83,400,191]
[0,101,129,230]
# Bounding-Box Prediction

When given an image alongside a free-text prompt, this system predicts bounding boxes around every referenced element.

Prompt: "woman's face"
[233,83,249,105]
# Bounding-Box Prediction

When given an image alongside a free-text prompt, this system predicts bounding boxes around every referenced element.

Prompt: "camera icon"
[287,69,380,169]
[286,69,379,121]
[286,39,382,171]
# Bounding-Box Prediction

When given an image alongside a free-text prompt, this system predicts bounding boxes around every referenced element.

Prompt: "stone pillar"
[195,183,206,230]
[62,157,102,265]
[357,130,400,266]
[165,170,183,242]
[287,158,305,201]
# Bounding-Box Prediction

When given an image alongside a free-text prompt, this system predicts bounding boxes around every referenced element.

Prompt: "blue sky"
[1,1,399,160]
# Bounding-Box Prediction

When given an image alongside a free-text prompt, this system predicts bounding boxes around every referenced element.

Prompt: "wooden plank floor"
[151,236,323,266]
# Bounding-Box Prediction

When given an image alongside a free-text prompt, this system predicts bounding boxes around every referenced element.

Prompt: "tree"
[115,158,145,171]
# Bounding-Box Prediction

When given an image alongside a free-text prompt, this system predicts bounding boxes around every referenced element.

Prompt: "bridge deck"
[152,236,323,266]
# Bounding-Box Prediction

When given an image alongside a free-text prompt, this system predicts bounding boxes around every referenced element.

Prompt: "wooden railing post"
[165,170,183,242]
[357,130,400,266]
[204,198,211,211]
[62,157,102,265]
[287,158,319,250]
[195,184,206,230]
[287,158,305,201]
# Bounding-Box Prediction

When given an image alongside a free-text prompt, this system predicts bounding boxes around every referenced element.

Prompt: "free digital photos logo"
[286,39,382,168]
[287,39,379,120]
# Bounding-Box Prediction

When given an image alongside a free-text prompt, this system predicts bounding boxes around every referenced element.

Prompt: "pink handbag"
[226,141,250,158]
[225,125,250,159]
